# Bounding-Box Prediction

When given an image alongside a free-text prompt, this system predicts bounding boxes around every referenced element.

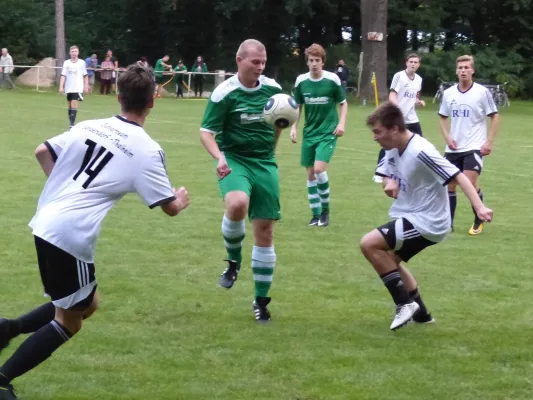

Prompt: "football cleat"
[253,297,271,323]
[390,302,420,331]
[219,260,241,289]
[468,222,484,236]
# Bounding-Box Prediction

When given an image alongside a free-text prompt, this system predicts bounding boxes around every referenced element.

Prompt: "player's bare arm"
[334,101,348,136]
[388,90,398,105]
[481,113,501,156]
[290,105,302,143]
[160,187,190,216]
[59,76,66,94]
[382,177,399,199]
[83,75,89,93]
[199,129,232,179]
[453,173,493,221]
[439,115,457,150]
[34,144,55,177]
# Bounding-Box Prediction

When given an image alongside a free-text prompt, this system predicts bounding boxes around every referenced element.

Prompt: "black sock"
[71,109,78,126]
[0,320,71,385]
[380,270,410,305]
[449,191,457,227]
[472,189,483,225]
[409,288,429,316]
[9,302,56,338]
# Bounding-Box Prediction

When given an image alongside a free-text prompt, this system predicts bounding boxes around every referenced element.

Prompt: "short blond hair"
[456,55,474,67]
[69,45,79,51]
[236,39,266,58]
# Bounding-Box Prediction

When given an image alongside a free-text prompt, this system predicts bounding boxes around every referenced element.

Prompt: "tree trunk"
[360,0,388,102]
[55,0,66,85]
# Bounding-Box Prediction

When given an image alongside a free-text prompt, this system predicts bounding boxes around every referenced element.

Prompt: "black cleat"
[308,216,320,226]
[412,312,435,324]
[0,319,13,353]
[318,210,329,227]
[253,296,271,323]
[219,260,241,289]
[0,384,18,400]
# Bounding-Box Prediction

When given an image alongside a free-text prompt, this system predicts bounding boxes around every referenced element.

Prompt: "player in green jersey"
[290,43,348,227]
[200,39,283,323]
[154,55,172,98]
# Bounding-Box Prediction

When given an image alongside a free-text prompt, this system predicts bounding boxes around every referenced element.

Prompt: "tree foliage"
[2,0,533,97]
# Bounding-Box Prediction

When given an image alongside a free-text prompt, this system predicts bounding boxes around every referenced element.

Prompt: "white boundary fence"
[10,64,236,97]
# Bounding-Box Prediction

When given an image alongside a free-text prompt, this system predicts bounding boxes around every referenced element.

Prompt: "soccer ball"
[263,94,299,129]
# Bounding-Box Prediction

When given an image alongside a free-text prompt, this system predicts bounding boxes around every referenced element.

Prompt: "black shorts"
[155,76,165,84]
[445,150,483,174]
[377,218,436,262]
[406,122,423,137]
[34,236,97,310]
[66,93,84,102]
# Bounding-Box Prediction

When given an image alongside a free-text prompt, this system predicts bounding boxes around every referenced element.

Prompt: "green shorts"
[155,75,165,84]
[301,136,337,167]
[218,153,280,221]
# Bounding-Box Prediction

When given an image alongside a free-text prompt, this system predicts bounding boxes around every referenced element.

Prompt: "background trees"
[1,0,532,97]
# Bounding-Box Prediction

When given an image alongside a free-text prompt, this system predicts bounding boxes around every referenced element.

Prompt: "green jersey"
[293,71,346,140]
[154,59,165,78]
[173,65,187,82]
[201,75,282,159]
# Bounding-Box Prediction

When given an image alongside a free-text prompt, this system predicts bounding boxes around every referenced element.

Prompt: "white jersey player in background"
[59,45,88,129]
[0,63,189,400]
[361,102,492,331]
[439,55,500,235]
[374,53,425,183]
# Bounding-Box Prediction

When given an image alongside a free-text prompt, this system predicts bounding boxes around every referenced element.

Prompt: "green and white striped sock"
[307,179,321,216]
[316,172,330,211]
[221,214,245,264]
[252,246,276,298]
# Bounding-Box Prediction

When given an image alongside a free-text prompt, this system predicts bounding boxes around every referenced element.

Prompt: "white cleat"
[390,302,420,331]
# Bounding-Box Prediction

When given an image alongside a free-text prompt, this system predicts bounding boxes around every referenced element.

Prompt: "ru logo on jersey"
[452,104,473,118]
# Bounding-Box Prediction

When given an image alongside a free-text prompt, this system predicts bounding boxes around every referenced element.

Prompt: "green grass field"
[1,89,532,400]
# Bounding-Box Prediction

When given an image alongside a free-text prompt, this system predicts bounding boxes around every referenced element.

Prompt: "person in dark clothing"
[335,59,349,91]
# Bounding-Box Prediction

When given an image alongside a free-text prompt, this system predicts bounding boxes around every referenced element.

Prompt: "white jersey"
[390,70,422,124]
[376,134,460,242]
[61,59,87,93]
[29,116,176,263]
[438,83,498,153]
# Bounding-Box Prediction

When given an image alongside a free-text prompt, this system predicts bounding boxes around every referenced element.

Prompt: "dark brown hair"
[366,102,406,131]
[118,63,155,113]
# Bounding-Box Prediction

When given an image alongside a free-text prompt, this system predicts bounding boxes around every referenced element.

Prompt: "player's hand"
[333,124,345,137]
[416,99,426,107]
[216,154,232,180]
[481,141,492,156]
[173,186,190,212]
[290,127,297,143]
[84,86,89,94]
[383,179,399,199]
[446,137,458,150]
[475,205,493,222]
[59,88,65,95]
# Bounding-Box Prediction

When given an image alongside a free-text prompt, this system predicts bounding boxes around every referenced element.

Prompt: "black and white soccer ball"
[263,94,299,129]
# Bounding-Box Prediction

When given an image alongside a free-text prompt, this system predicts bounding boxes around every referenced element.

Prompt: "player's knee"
[225,193,249,218]
[360,233,373,255]
[314,166,326,175]
[83,293,99,320]
[254,221,274,247]
[55,312,84,335]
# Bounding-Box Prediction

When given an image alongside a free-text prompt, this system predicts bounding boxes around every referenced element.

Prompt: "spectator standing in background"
[191,56,208,97]
[106,49,119,93]
[174,60,187,98]
[100,56,114,95]
[335,59,349,92]
[85,54,98,94]
[0,48,15,90]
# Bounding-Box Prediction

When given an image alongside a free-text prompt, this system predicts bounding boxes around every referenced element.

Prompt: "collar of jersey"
[115,115,141,127]
[399,132,416,157]
[308,72,325,82]
[403,70,416,81]
[457,82,474,94]
[235,74,262,92]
